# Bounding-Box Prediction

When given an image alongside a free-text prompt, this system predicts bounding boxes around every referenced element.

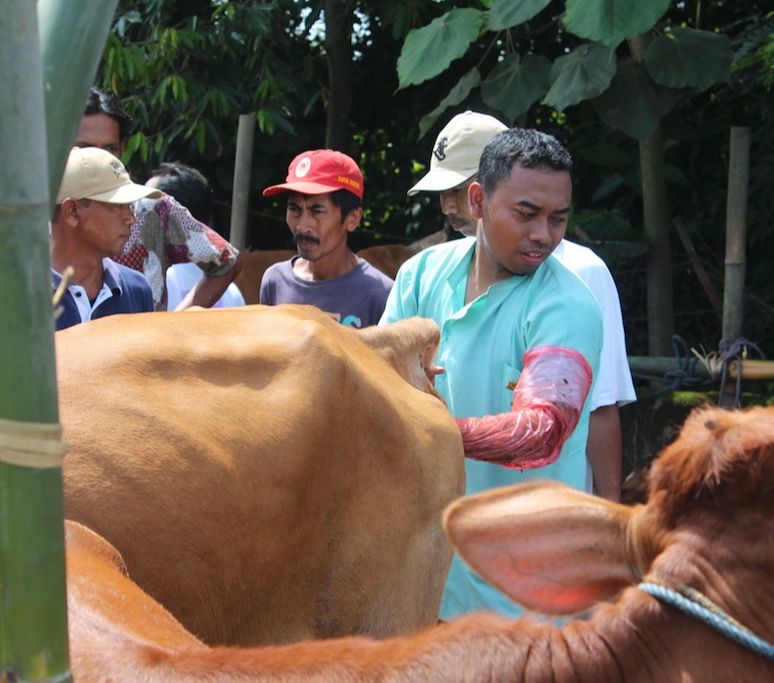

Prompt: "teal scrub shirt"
[380,237,603,619]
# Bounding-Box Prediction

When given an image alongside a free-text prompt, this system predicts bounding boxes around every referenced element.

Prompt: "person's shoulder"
[541,255,599,308]
[357,259,395,287]
[554,239,613,276]
[105,259,148,287]
[262,257,294,280]
[399,236,473,274]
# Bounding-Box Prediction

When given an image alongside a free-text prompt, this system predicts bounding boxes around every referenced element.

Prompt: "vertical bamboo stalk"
[0,3,69,679]
[629,34,675,358]
[229,113,256,250]
[639,128,676,357]
[39,0,119,212]
[722,127,750,342]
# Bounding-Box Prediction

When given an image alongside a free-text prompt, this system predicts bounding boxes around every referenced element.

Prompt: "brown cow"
[59,305,465,646]
[65,405,774,681]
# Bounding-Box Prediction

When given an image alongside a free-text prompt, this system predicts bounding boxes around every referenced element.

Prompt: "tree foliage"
[96,1,774,355]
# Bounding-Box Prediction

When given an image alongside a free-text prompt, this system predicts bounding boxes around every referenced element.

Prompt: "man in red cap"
[260,149,393,327]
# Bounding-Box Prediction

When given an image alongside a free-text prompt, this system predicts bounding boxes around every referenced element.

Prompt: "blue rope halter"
[639,581,774,661]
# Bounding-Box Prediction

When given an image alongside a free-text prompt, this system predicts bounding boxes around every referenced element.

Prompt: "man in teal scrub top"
[380,127,603,619]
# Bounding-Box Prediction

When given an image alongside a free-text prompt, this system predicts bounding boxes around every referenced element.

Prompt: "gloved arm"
[455,345,592,469]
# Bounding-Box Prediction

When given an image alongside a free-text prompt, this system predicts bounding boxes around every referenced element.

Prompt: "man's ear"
[468,181,485,219]
[345,206,363,233]
[60,198,81,227]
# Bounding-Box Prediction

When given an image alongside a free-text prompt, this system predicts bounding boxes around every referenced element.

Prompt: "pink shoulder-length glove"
[455,345,592,469]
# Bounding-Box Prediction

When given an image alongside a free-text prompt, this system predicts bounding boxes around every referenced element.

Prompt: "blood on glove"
[455,345,592,469]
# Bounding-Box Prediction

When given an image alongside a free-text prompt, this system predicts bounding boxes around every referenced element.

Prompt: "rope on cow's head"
[0,416,68,469]
[639,581,774,661]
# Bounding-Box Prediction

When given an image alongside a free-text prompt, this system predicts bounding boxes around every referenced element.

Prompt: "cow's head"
[443,405,774,616]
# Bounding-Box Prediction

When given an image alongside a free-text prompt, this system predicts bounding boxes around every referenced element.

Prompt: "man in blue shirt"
[381,127,603,619]
[51,146,158,330]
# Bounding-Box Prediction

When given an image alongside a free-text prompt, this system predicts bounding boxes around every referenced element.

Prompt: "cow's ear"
[443,482,638,615]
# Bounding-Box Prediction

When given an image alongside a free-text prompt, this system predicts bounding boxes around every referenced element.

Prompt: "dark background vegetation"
[97,0,774,360]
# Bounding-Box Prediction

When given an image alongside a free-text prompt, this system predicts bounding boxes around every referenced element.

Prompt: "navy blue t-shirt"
[53,259,153,331]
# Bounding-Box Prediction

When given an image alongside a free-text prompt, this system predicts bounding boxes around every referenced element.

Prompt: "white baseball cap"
[407,111,508,196]
[56,147,161,204]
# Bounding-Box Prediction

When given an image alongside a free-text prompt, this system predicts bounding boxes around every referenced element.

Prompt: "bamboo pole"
[0,2,119,678]
[629,35,675,357]
[0,4,69,679]
[628,356,774,381]
[722,127,750,342]
[229,113,256,250]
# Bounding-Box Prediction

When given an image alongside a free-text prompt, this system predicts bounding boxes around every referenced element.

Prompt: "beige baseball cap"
[407,111,508,196]
[56,147,162,204]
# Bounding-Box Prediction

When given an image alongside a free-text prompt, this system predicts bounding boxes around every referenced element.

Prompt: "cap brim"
[263,181,345,197]
[407,168,477,196]
[86,184,162,204]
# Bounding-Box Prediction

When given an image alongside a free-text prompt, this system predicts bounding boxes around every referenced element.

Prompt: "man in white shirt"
[143,162,246,310]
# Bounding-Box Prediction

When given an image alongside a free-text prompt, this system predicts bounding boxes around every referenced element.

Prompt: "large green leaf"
[564,0,671,48]
[482,53,551,119]
[419,68,482,138]
[592,60,682,140]
[543,43,616,111]
[644,28,733,88]
[489,0,552,31]
[397,8,484,89]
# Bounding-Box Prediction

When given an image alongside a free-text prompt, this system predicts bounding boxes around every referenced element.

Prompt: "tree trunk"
[639,127,675,356]
[324,0,353,151]
[629,34,675,357]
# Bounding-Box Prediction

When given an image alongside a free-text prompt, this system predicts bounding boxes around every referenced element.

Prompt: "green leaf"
[418,68,481,138]
[564,0,671,48]
[543,43,616,111]
[482,53,551,119]
[592,60,682,141]
[489,0,552,31]
[644,28,733,88]
[397,9,484,89]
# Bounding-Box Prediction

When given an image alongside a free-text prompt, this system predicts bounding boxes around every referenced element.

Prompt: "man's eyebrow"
[516,200,570,214]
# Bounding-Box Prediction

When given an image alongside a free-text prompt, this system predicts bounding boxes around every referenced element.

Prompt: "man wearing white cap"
[405,111,636,503]
[381,122,609,621]
[51,146,159,330]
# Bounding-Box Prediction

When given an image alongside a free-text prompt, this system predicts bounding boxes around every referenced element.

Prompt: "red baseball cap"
[262,149,364,199]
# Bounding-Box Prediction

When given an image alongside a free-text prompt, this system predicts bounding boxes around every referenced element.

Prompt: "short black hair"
[83,87,132,143]
[149,162,213,226]
[328,188,362,221]
[478,128,573,196]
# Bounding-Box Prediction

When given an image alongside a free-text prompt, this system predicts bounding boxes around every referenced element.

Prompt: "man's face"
[470,164,571,277]
[439,180,477,237]
[285,192,361,263]
[74,114,124,158]
[72,199,135,258]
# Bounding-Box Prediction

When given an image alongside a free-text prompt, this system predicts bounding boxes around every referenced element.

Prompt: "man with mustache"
[51,147,159,330]
[381,126,602,621]
[260,150,393,327]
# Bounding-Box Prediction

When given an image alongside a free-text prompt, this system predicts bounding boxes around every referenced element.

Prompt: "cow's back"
[58,305,465,646]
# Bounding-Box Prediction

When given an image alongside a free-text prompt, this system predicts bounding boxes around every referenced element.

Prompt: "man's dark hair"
[150,162,213,226]
[478,128,573,196]
[83,87,132,143]
[328,188,362,221]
